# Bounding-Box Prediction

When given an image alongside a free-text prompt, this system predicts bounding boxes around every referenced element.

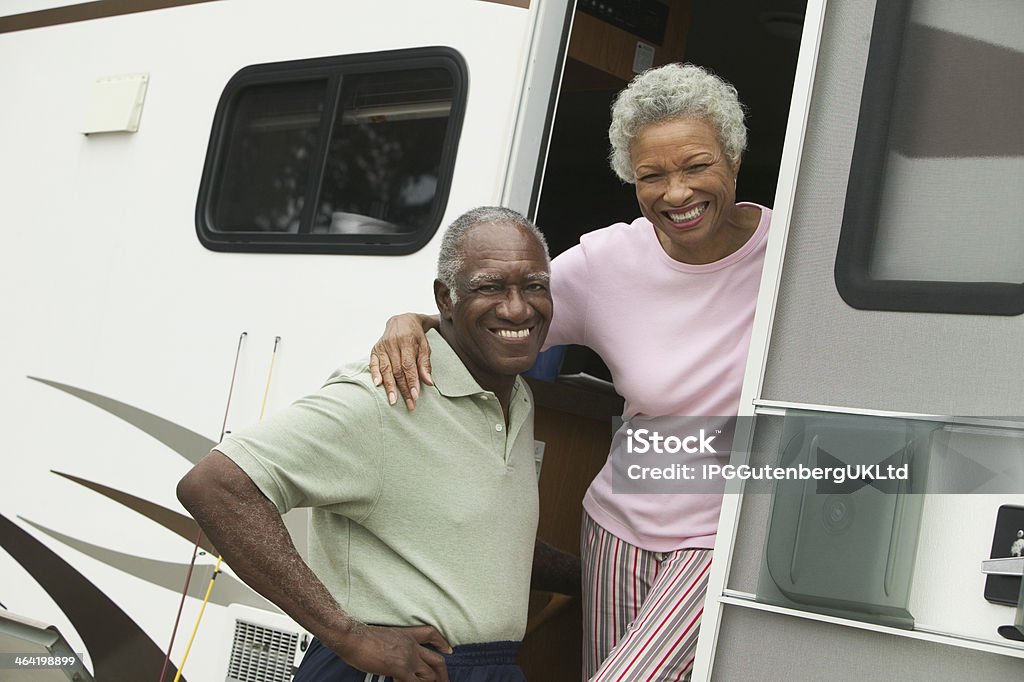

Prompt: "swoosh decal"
[52,470,217,554]
[9,376,302,676]
[20,518,278,613]
[0,512,188,681]
[28,376,215,464]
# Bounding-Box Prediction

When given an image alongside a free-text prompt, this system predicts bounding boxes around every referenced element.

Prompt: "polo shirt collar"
[427,329,531,458]
[426,328,492,398]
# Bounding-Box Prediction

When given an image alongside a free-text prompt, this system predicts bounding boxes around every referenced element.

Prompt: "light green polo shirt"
[217,329,539,645]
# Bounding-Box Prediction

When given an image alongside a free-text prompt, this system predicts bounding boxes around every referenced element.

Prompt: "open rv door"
[0,1,573,680]
[696,0,1024,678]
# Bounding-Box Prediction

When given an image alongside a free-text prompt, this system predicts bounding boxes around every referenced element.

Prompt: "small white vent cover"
[225,618,299,682]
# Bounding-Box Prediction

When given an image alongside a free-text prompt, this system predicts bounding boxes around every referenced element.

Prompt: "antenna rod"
[159,330,247,682]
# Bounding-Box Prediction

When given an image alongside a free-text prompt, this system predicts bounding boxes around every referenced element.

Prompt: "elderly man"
[177,206,571,682]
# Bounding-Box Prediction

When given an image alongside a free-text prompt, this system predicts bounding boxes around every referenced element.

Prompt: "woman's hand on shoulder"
[369,313,437,411]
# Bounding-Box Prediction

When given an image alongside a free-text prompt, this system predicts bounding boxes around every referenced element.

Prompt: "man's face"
[436,221,552,392]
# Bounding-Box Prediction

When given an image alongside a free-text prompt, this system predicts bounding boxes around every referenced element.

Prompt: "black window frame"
[195,46,468,255]
[834,0,1024,315]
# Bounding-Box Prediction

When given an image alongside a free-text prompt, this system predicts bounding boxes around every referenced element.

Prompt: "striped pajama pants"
[581,510,713,682]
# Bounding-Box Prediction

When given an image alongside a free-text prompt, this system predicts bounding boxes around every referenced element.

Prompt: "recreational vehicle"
[1,1,1022,680]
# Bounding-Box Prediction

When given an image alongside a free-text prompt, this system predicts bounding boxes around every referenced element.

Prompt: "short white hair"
[436,207,549,304]
[608,63,747,183]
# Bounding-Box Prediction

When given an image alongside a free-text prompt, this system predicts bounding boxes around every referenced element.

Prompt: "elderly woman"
[371,63,770,681]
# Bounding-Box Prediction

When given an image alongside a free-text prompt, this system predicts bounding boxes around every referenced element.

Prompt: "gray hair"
[437,206,550,304]
[608,63,747,183]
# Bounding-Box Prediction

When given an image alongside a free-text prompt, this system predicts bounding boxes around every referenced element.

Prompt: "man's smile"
[492,327,533,340]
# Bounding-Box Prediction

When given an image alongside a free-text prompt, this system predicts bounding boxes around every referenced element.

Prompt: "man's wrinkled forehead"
[456,222,549,267]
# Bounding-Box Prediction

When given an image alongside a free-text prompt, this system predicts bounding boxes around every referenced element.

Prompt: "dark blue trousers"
[293,638,526,682]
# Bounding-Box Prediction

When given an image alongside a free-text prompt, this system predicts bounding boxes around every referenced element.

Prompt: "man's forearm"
[176,452,357,648]
[179,453,452,681]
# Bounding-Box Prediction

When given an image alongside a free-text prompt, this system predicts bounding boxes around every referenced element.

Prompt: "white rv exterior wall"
[0,1,548,678]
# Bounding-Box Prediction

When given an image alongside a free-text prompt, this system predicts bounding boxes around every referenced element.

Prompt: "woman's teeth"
[667,203,706,222]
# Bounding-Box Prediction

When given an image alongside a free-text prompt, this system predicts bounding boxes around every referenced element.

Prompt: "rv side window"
[196,48,467,255]
[834,0,1024,315]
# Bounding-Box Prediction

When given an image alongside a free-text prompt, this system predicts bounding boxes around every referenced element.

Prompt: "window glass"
[313,69,454,236]
[835,0,1024,314]
[197,49,467,254]
[212,80,326,234]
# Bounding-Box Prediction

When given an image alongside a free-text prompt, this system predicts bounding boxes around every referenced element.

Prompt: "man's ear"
[434,279,454,321]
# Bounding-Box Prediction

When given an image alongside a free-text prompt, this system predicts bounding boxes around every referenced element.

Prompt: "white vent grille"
[225,618,299,682]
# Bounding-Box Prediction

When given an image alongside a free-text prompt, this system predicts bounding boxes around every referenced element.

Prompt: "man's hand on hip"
[333,622,452,682]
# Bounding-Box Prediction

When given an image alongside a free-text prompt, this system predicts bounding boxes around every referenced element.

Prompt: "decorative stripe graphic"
[479,0,530,8]
[52,470,217,553]
[0,511,188,682]
[28,376,216,464]
[2,377,298,680]
[21,517,278,613]
[0,0,218,34]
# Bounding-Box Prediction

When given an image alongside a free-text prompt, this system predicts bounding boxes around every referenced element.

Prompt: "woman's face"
[630,117,744,264]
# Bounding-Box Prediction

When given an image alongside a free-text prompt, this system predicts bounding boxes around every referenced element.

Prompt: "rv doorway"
[534,0,807,380]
